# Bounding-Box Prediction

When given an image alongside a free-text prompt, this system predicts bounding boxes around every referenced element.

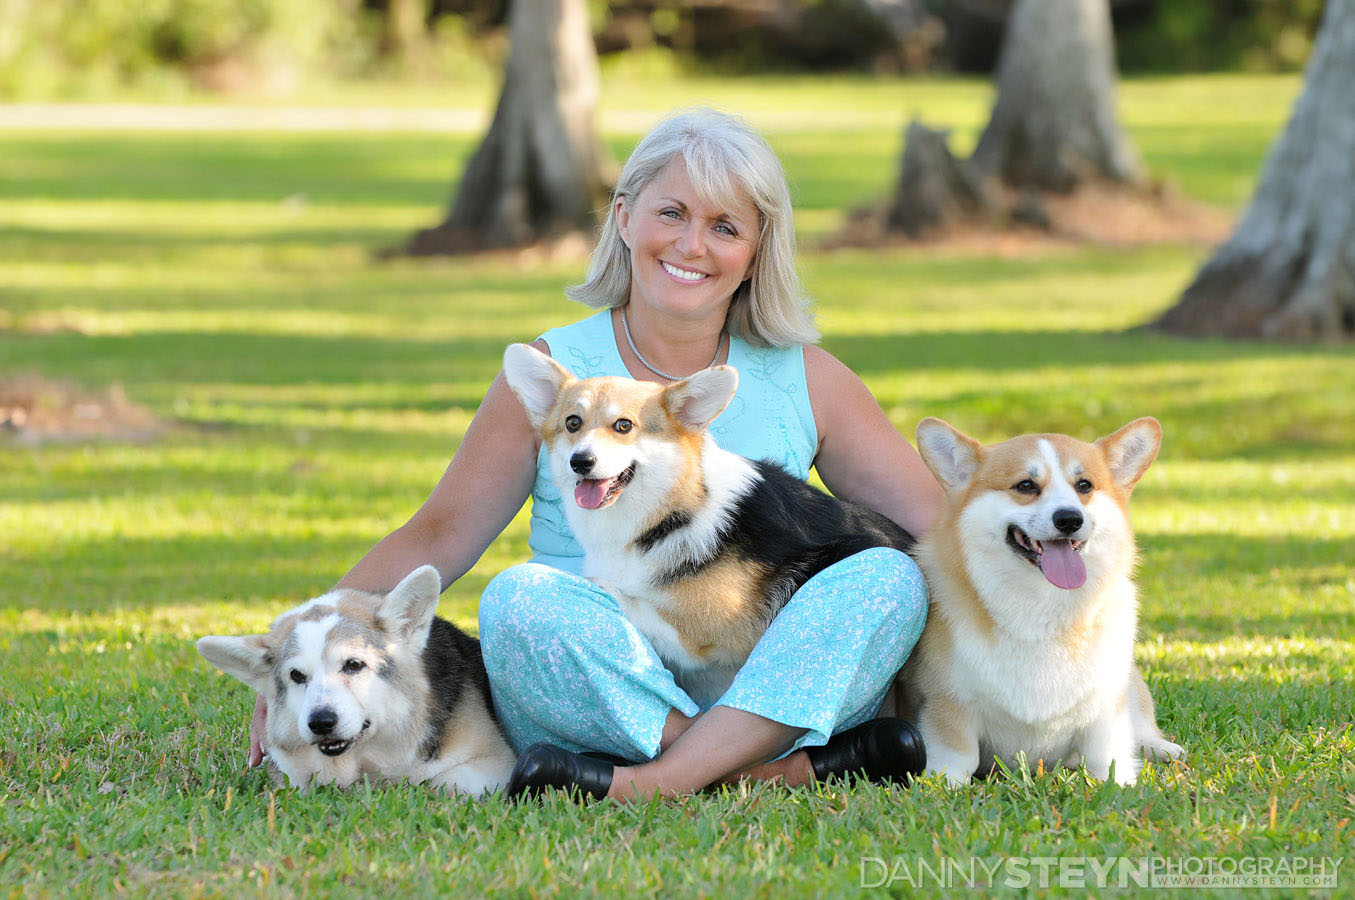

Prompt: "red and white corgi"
[502,343,915,704]
[894,417,1184,785]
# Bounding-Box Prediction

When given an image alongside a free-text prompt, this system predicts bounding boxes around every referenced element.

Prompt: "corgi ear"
[502,343,573,430]
[197,634,272,692]
[915,417,983,494]
[1096,417,1161,491]
[376,565,441,648]
[663,365,739,433]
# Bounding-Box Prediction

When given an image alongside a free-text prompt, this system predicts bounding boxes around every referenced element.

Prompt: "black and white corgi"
[502,342,915,702]
[198,566,517,794]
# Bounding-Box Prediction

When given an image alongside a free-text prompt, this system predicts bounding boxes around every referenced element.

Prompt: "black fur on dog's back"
[658,459,915,613]
[417,618,498,761]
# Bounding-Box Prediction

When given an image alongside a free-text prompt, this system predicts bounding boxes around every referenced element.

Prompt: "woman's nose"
[675,221,704,256]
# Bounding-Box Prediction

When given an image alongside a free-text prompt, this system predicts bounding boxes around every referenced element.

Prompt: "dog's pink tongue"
[574,478,614,510]
[1039,541,1087,590]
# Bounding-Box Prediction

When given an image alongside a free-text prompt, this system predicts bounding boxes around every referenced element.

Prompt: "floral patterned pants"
[478,547,927,762]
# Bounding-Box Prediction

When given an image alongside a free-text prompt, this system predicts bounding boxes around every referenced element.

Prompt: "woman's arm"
[249,349,545,765]
[803,345,944,537]
[336,366,543,594]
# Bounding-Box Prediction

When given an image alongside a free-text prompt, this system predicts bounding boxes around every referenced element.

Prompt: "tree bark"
[1154,0,1355,341]
[886,120,990,236]
[381,0,429,61]
[407,0,609,255]
[971,0,1141,192]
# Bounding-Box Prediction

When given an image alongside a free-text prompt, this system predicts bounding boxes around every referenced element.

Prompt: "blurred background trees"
[1154,0,1355,340]
[0,0,1328,99]
[405,0,611,254]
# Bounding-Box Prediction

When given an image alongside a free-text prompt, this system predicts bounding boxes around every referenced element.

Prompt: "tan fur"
[897,418,1184,786]
[658,555,772,663]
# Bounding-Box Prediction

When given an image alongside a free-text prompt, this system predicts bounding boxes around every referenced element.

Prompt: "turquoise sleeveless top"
[528,310,819,574]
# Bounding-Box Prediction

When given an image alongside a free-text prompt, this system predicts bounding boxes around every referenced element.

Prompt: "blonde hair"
[567,109,818,348]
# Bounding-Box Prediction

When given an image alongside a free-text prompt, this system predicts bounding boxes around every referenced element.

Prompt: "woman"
[251,109,943,801]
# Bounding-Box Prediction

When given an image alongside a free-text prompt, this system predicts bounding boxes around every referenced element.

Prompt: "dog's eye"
[1013,479,1040,495]
[613,418,632,434]
[289,669,307,685]
[565,415,582,433]
[341,658,366,675]
[1076,478,1094,494]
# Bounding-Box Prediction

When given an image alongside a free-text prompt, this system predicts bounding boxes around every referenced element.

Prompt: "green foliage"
[1,75,1352,897]
[1117,0,1326,72]
[0,0,352,98]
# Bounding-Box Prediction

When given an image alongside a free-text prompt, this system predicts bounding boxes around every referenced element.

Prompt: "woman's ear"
[614,195,632,248]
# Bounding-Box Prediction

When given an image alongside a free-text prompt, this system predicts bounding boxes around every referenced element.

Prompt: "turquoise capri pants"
[477,546,928,763]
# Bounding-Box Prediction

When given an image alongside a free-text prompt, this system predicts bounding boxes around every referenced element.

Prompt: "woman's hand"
[248,693,267,768]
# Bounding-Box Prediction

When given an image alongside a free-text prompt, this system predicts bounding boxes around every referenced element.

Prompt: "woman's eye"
[614,419,633,434]
[1014,479,1039,494]
[342,658,366,675]
[565,415,581,433]
[714,222,736,237]
[290,669,307,685]
[660,208,681,220]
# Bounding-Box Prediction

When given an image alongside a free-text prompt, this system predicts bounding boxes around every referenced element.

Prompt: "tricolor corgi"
[501,343,916,704]
[893,417,1184,785]
[197,565,516,794]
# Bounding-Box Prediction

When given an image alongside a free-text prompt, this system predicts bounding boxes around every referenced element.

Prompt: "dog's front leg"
[1128,666,1185,762]
[1076,707,1140,786]
[917,695,980,786]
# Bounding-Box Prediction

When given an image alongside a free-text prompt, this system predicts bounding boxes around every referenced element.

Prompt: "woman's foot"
[505,743,624,802]
[805,718,926,784]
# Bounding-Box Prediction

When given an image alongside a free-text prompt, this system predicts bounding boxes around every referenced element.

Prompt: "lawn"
[1,72,1352,898]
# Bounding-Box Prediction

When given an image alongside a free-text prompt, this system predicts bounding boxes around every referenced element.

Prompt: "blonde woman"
[252,110,943,801]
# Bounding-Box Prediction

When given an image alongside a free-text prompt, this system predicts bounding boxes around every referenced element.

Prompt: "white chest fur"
[948,577,1138,756]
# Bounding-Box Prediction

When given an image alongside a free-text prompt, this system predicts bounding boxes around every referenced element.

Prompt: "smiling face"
[916,418,1161,607]
[615,158,760,323]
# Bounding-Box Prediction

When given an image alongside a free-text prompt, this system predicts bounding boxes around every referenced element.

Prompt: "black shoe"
[805,718,926,785]
[506,742,617,802]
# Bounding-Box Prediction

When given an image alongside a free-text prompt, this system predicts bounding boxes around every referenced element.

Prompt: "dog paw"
[923,763,973,787]
[1140,738,1185,762]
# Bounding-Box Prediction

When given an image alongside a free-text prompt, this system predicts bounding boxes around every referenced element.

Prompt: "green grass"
[2,73,1352,899]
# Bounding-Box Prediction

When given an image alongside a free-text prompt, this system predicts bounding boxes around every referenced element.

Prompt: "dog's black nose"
[570,451,596,475]
[308,709,338,735]
[1052,507,1084,534]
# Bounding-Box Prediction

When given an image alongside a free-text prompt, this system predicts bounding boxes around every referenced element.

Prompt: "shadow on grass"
[3,324,1351,464]
[0,223,420,251]
[5,528,1346,636]
[824,329,1353,376]
[0,133,472,205]
[0,331,510,389]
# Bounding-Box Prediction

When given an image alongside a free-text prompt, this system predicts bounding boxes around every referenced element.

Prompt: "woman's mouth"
[661,261,709,282]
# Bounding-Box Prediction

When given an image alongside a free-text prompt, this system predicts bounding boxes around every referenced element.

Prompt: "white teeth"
[662,261,707,281]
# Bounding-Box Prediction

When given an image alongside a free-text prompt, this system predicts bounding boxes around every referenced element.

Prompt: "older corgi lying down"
[198,566,516,794]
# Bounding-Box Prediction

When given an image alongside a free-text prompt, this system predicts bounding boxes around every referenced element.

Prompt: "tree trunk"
[886,120,991,236]
[381,0,429,61]
[406,0,608,255]
[1155,0,1355,341]
[971,0,1141,192]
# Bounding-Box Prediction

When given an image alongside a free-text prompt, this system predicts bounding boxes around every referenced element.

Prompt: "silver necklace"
[620,306,725,381]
